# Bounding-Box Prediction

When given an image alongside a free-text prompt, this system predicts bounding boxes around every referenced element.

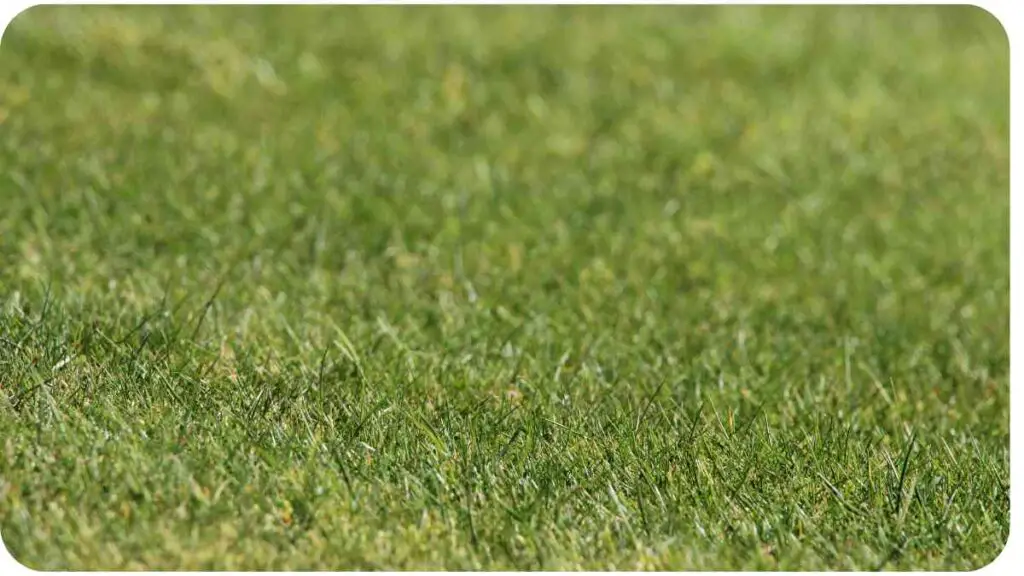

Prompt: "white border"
[0,1,1016,574]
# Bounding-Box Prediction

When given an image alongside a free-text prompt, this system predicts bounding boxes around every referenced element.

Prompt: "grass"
[0,5,1010,571]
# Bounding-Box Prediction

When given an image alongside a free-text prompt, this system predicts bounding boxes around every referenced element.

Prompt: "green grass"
[0,5,1009,571]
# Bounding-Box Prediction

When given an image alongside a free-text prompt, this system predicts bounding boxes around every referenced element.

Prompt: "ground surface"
[0,5,1010,571]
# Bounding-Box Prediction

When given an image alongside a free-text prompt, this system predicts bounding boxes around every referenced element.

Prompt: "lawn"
[0,5,1010,571]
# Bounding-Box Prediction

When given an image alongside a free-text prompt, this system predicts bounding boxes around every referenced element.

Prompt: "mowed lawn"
[0,5,1009,571]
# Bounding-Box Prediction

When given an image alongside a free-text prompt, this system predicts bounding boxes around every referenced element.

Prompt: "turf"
[0,5,1010,571]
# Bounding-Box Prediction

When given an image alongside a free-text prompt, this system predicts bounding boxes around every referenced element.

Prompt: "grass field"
[0,5,1010,571]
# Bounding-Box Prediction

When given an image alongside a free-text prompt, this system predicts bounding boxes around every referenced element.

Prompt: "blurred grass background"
[0,5,1010,570]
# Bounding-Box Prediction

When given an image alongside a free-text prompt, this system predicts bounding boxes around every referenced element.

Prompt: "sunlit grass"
[0,5,1009,570]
